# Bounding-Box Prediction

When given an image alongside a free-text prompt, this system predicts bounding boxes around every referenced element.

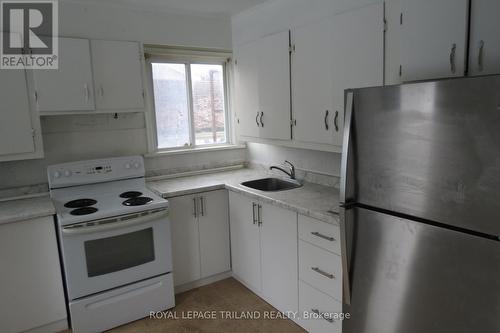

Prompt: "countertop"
[148,168,340,225]
[0,195,56,226]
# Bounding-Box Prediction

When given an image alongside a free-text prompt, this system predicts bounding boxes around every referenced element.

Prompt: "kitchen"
[0,0,499,333]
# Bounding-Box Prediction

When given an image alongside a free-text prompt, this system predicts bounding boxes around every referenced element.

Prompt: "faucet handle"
[283,160,296,178]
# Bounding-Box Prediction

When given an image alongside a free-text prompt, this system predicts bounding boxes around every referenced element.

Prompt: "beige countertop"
[0,195,55,226]
[148,168,340,225]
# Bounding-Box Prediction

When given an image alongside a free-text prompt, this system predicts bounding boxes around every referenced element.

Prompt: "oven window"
[84,228,155,277]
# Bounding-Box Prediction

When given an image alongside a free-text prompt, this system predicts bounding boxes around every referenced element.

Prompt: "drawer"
[299,214,340,255]
[299,240,342,301]
[298,281,342,333]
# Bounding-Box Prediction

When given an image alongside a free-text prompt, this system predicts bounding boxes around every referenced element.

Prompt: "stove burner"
[64,198,97,208]
[119,191,143,198]
[70,207,98,216]
[122,197,153,206]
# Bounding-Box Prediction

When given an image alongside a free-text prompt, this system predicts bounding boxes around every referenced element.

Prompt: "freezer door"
[343,207,500,333]
[350,75,500,236]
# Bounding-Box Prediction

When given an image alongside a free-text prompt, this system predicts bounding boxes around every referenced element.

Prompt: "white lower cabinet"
[169,189,230,287]
[229,191,298,313]
[0,216,67,333]
[299,281,343,333]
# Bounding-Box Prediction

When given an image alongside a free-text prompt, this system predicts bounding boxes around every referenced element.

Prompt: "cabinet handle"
[84,83,89,102]
[311,232,335,242]
[334,110,339,132]
[258,204,262,226]
[311,309,334,323]
[450,43,457,74]
[478,40,484,72]
[259,112,264,127]
[255,112,260,127]
[200,197,205,217]
[99,85,104,98]
[252,202,257,224]
[324,110,329,130]
[311,266,335,279]
[193,198,198,218]
[34,91,38,102]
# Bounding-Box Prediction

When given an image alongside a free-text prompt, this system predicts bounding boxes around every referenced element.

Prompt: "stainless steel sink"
[241,178,302,192]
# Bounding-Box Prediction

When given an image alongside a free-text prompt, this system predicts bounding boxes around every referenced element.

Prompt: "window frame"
[145,50,232,153]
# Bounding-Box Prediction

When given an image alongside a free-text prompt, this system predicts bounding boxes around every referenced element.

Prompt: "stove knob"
[54,171,61,179]
[133,162,141,169]
[125,163,131,169]
[64,170,72,177]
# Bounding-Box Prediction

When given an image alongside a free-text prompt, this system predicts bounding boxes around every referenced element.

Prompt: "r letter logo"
[1,0,58,69]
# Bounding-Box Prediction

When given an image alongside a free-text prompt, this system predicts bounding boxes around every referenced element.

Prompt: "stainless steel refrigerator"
[339,74,500,333]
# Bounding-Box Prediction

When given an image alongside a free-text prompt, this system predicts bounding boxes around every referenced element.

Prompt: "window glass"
[151,63,190,149]
[190,64,227,145]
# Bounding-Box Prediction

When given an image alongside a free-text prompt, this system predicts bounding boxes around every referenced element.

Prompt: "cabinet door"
[198,190,230,278]
[169,194,201,286]
[91,40,145,110]
[292,17,335,145]
[234,40,260,138]
[0,37,35,156]
[260,202,298,313]
[468,0,500,76]
[0,217,67,332]
[257,30,291,140]
[331,2,385,146]
[229,191,261,293]
[33,37,95,112]
[401,0,469,81]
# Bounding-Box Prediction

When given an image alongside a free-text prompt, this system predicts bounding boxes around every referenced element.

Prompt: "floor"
[64,278,306,333]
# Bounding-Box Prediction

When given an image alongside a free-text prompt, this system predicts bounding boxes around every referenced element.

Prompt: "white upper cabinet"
[234,39,260,138]
[91,40,145,110]
[331,2,385,146]
[33,37,95,112]
[291,16,336,145]
[468,0,500,76]
[400,0,469,81]
[257,30,291,141]
[0,33,43,161]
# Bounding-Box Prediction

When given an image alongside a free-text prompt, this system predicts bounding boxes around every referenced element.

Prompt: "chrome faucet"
[270,160,296,179]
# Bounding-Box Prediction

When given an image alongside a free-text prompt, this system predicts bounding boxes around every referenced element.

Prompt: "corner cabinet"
[229,191,298,314]
[234,30,291,141]
[400,0,469,81]
[0,216,67,333]
[169,190,230,287]
[91,40,145,110]
[468,0,500,76]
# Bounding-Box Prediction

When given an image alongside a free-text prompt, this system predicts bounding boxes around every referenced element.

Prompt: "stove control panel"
[48,156,145,189]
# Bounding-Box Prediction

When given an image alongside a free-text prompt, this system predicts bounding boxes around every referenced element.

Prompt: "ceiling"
[63,0,269,17]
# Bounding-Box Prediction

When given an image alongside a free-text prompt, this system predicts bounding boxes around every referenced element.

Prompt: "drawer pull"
[311,231,335,242]
[312,267,335,279]
[311,308,334,323]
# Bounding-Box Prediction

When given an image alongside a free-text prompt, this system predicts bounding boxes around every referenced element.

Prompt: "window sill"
[144,144,246,157]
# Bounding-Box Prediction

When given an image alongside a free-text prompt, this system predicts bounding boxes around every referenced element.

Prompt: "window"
[148,51,230,151]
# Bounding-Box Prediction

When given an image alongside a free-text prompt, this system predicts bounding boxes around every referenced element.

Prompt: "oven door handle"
[62,209,169,236]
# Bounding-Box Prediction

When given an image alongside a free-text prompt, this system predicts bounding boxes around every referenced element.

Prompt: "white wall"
[0,1,238,192]
[247,142,341,177]
[60,1,232,49]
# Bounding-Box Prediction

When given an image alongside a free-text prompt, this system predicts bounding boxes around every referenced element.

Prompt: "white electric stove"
[48,156,175,333]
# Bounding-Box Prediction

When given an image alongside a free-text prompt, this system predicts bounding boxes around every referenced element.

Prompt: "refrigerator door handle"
[339,206,352,305]
[339,90,354,305]
[340,91,354,205]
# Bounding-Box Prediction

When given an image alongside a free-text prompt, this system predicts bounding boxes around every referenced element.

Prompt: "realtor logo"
[1,0,58,69]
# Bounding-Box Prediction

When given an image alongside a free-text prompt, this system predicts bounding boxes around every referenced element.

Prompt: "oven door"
[59,209,172,300]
